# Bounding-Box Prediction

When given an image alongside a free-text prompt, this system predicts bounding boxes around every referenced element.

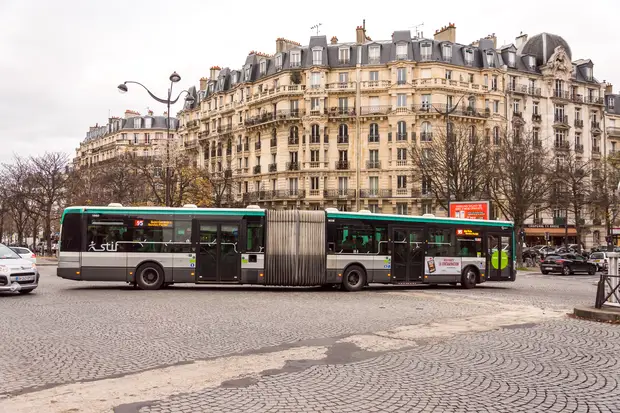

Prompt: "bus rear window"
[60,213,82,252]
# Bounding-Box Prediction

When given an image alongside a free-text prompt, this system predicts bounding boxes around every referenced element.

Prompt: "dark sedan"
[540,253,596,275]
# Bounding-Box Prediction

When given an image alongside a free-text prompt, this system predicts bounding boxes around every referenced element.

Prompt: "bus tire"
[342,265,366,292]
[461,266,478,289]
[135,263,165,290]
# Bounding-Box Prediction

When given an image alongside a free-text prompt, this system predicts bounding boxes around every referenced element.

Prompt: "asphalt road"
[0,268,618,413]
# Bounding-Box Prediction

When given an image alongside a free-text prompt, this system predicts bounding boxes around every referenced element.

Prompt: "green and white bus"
[57,204,516,291]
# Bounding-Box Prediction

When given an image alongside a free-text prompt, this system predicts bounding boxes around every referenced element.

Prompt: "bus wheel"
[136,263,165,290]
[342,265,366,292]
[461,267,477,289]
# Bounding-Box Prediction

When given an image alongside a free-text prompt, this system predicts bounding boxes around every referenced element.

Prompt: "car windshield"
[545,255,560,260]
[0,244,21,259]
[12,247,29,254]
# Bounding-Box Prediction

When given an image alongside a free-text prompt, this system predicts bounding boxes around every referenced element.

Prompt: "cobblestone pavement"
[1,268,618,413]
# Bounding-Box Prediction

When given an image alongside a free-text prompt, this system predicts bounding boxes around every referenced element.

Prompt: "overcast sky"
[1,0,618,163]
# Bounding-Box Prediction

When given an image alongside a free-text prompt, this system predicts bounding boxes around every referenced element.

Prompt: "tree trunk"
[45,208,52,257]
[31,218,38,251]
[515,224,524,268]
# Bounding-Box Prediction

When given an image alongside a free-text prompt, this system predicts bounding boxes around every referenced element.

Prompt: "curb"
[573,306,620,322]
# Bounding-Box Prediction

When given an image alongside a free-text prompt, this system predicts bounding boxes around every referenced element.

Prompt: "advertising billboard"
[449,201,490,220]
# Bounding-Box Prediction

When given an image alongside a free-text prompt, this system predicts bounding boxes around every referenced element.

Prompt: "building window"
[133,118,141,128]
[445,70,453,80]
[338,97,348,111]
[289,178,299,193]
[133,133,139,144]
[369,71,379,81]
[144,118,152,128]
[310,176,319,191]
[290,51,301,67]
[339,72,349,84]
[584,66,593,81]
[396,43,407,59]
[312,48,322,65]
[507,52,516,67]
[491,76,498,91]
[493,127,500,145]
[422,94,431,110]
[338,47,350,63]
[311,97,320,110]
[397,68,406,84]
[527,56,536,69]
[533,102,539,115]
[275,54,282,70]
[311,72,321,88]
[396,203,408,215]
[369,123,379,141]
[259,60,266,75]
[422,176,431,194]
[397,94,407,107]
[369,46,380,64]
[609,97,615,109]
[513,100,520,114]
[442,44,452,61]
[397,147,407,161]
[422,203,433,215]
[486,51,495,67]
[397,175,407,189]
[493,100,499,113]
[420,43,431,60]
[397,121,406,140]
[464,48,474,65]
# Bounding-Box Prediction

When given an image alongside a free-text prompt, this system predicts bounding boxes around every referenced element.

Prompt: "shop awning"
[524,228,577,236]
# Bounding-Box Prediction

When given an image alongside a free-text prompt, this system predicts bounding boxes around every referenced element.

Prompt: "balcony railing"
[324,189,356,199]
[554,141,570,150]
[554,114,569,124]
[242,189,307,202]
[572,94,584,103]
[360,80,391,89]
[288,136,299,145]
[553,90,571,100]
[310,135,321,144]
[183,140,198,149]
[366,160,381,169]
[532,113,542,122]
[326,82,355,90]
[368,134,379,143]
[592,121,601,129]
[574,119,584,128]
[268,163,277,172]
[360,189,393,198]
[396,132,408,141]
[328,107,356,117]
[236,144,242,152]
[592,146,601,154]
[286,161,299,171]
[420,132,433,142]
[253,165,261,174]
[607,127,620,136]
[337,135,349,144]
[335,160,349,170]
[270,138,277,147]
[255,141,261,150]
[245,112,275,126]
[360,106,391,115]
[575,144,584,153]
[587,96,605,105]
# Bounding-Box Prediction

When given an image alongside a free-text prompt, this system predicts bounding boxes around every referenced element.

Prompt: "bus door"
[193,220,240,283]
[391,227,425,282]
[486,233,513,280]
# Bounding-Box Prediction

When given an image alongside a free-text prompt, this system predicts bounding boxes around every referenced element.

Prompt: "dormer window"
[290,51,301,67]
[420,42,432,61]
[527,56,536,69]
[507,52,516,67]
[244,66,251,80]
[219,78,224,89]
[259,59,266,75]
[395,43,407,60]
[442,44,452,62]
[312,47,323,65]
[338,47,350,64]
[368,46,380,64]
[584,66,593,81]
[232,72,238,84]
[275,54,282,70]
[608,97,615,109]
[133,118,141,128]
[145,118,152,128]
[486,51,495,67]
[464,48,474,66]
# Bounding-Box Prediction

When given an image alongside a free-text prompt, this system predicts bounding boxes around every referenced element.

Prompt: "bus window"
[173,220,192,253]
[60,213,82,252]
[426,227,455,257]
[86,215,127,252]
[336,223,373,253]
[374,226,388,254]
[456,232,483,257]
[246,221,264,253]
[125,217,174,253]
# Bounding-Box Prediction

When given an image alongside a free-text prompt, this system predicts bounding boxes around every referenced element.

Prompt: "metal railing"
[595,253,620,308]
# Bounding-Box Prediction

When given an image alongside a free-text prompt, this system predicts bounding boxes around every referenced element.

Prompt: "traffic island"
[573,306,620,323]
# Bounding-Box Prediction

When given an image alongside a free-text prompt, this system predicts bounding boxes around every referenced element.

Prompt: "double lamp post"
[117,72,194,207]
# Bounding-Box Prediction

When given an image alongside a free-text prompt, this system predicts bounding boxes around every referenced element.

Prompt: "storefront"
[524,224,577,247]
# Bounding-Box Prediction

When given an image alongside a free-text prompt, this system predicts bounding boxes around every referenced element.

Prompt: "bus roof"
[61,206,513,228]
[326,210,513,228]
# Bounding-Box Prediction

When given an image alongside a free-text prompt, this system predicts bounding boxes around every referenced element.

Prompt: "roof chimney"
[276,38,301,53]
[515,32,528,49]
[356,25,366,44]
[209,66,221,80]
[199,77,208,91]
[124,109,139,119]
[434,23,456,43]
[606,84,614,95]
[330,36,338,44]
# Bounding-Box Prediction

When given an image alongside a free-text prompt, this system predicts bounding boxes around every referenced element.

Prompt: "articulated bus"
[57,204,516,291]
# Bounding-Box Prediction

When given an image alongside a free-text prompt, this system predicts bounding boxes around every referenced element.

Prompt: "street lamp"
[430,93,474,206]
[117,72,195,207]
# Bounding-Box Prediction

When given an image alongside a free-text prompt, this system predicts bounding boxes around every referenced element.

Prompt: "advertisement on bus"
[449,201,490,220]
[425,257,462,275]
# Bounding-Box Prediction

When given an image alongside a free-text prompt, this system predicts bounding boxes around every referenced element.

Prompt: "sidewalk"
[36,257,58,266]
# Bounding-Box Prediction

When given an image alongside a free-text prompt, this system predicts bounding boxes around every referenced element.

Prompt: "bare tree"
[409,123,491,210]
[549,151,593,247]
[488,129,552,266]
[0,158,35,245]
[592,154,620,249]
[28,152,69,254]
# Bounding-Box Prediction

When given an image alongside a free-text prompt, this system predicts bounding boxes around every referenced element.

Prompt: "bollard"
[605,252,620,308]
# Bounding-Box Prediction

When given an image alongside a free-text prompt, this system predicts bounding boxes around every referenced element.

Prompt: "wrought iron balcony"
[337,135,349,144]
[335,160,349,170]
[396,132,407,141]
[553,89,571,100]
[572,94,584,103]
[360,189,392,198]
[253,165,261,174]
[360,106,391,115]
[255,141,261,150]
[328,107,356,117]
[309,135,321,144]
[574,119,584,128]
[366,161,381,169]
[554,114,569,124]
[288,136,299,145]
[554,140,570,150]
[532,113,542,122]
[236,144,242,153]
[324,189,356,199]
[420,132,433,142]
[368,134,379,143]
[574,143,584,153]
[286,161,299,171]
[592,146,601,154]
[268,163,277,172]
[592,121,601,129]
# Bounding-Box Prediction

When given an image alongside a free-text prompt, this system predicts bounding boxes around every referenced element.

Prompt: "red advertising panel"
[449,201,490,220]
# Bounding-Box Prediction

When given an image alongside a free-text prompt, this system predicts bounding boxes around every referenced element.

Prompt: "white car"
[10,247,37,264]
[0,244,39,294]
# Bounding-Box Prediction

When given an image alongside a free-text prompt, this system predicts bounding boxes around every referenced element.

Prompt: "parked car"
[0,243,39,294]
[540,253,596,275]
[587,251,609,271]
[9,246,37,264]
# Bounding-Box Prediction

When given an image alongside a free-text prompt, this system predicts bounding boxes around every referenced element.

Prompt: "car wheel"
[461,266,477,289]
[341,265,366,292]
[135,263,165,290]
[562,265,572,276]
[588,265,596,275]
[541,270,549,275]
